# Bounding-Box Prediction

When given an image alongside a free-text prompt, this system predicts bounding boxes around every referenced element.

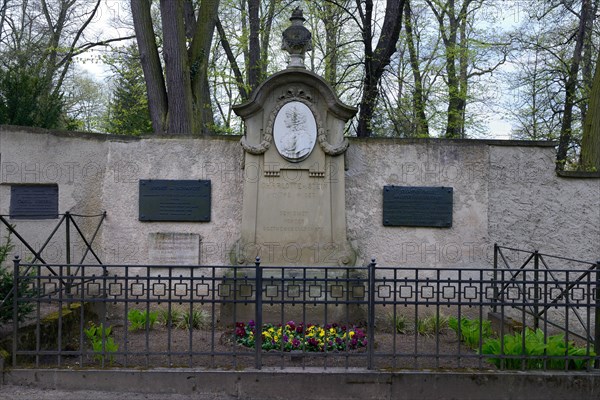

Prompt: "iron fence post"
[367,258,376,370]
[595,261,600,369]
[493,243,498,313]
[533,250,539,330]
[65,212,72,298]
[255,257,262,370]
[12,255,20,367]
[65,212,71,265]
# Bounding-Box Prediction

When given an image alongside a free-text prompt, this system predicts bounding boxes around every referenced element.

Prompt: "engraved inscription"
[260,181,328,190]
[260,181,327,200]
[255,170,332,254]
[263,226,323,232]
[10,184,58,219]
[139,180,211,222]
[262,209,322,232]
[383,186,453,227]
[148,232,200,265]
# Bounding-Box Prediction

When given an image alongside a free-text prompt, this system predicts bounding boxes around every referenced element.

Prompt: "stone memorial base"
[218,267,367,326]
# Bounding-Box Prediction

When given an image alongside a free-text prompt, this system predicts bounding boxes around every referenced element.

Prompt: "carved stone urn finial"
[282,7,312,69]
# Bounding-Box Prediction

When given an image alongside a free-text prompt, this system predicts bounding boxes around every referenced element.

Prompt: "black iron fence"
[7,247,600,371]
[493,244,600,345]
[0,212,106,317]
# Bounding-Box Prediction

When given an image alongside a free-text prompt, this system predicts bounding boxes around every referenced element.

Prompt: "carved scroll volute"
[240,130,271,155]
[318,130,349,156]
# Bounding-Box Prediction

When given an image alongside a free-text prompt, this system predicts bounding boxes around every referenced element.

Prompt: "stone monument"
[233,8,357,268]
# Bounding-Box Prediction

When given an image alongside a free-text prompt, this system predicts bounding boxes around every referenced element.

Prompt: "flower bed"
[235,320,368,352]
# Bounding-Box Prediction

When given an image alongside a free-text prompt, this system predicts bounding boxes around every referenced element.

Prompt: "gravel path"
[0,385,237,400]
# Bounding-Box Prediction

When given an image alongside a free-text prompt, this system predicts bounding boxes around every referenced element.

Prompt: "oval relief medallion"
[273,101,317,162]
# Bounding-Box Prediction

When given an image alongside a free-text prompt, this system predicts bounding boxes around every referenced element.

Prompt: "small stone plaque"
[383,186,453,227]
[148,232,200,265]
[10,184,58,219]
[139,180,211,222]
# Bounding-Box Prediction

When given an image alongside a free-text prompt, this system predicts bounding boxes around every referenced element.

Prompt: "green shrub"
[393,314,408,334]
[177,308,210,330]
[417,314,448,336]
[0,230,35,323]
[84,322,118,364]
[481,327,595,370]
[448,316,493,348]
[158,307,182,327]
[158,307,210,330]
[127,309,158,331]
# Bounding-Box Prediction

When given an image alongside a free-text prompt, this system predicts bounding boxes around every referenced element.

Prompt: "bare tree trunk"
[322,1,344,86]
[437,0,465,138]
[189,0,219,134]
[443,19,462,137]
[404,0,428,137]
[356,0,405,138]
[578,0,598,149]
[556,0,589,169]
[531,50,540,139]
[247,0,261,91]
[240,0,250,79]
[0,0,9,45]
[581,50,600,171]
[216,17,249,101]
[40,0,67,83]
[259,0,278,79]
[160,0,194,134]
[131,0,167,134]
[184,0,197,39]
[457,2,469,138]
[427,0,482,139]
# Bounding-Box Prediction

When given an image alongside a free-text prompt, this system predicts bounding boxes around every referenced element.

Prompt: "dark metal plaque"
[139,180,211,222]
[10,185,59,219]
[383,186,453,227]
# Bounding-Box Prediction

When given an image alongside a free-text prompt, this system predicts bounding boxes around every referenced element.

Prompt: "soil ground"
[6,322,494,370]
[2,302,496,370]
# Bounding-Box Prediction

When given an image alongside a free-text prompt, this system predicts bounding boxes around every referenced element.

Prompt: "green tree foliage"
[0,61,64,129]
[507,0,599,169]
[506,38,561,141]
[62,71,108,132]
[212,0,289,133]
[0,0,598,156]
[104,45,152,135]
[555,0,595,170]
[0,0,131,131]
[354,0,406,138]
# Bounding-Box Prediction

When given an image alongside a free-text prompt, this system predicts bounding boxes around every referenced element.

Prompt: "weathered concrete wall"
[0,126,598,268]
[346,138,600,267]
[0,127,112,263]
[488,145,600,264]
[98,136,243,267]
[0,127,244,267]
[4,368,600,400]
[346,139,491,268]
